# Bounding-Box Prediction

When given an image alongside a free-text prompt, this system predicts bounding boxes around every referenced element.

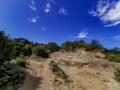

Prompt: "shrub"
[0,31,14,65]
[61,41,75,52]
[106,53,120,62]
[114,67,120,82]
[15,55,26,68]
[47,42,60,52]
[0,61,25,87]
[23,44,32,56]
[32,46,49,58]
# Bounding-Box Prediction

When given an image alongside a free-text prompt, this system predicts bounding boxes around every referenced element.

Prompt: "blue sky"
[0,0,120,48]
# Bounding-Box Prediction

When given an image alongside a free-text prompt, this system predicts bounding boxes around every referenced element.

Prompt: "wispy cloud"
[114,35,120,40]
[44,3,52,13]
[29,0,37,11]
[89,0,120,27]
[58,7,68,15]
[74,31,92,39]
[77,32,89,39]
[28,16,39,23]
[41,27,46,31]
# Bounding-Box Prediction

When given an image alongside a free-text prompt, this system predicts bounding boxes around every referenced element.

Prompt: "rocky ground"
[18,51,120,90]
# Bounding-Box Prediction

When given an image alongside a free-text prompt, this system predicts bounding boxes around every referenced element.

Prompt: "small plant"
[114,67,120,82]
[49,61,72,83]
[15,55,26,68]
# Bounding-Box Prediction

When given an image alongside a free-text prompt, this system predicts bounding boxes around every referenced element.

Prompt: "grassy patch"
[49,61,72,83]
[106,53,120,62]
[114,67,120,82]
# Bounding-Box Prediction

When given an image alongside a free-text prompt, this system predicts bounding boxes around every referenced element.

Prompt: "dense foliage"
[0,61,25,87]
[47,42,60,52]
[0,31,26,88]
[32,46,49,58]
[61,40,105,52]
[0,31,14,65]
[14,55,26,68]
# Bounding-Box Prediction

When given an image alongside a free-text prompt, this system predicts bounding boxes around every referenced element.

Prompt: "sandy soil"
[18,52,120,90]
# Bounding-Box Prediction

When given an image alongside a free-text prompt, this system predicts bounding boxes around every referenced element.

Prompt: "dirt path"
[18,52,120,90]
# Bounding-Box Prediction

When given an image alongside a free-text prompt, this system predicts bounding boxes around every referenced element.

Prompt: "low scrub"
[0,61,25,88]
[49,61,72,83]
[106,53,120,62]
[114,67,120,82]
[15,55,26,68]
[32,47,49,58]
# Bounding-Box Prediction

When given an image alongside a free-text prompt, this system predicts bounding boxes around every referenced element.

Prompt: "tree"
[0,31,13,65]
[47,42,60,52]
[79,40,86,47]
[13,38,30,45]
[0,31,25,88]
[109,47,120,54]
[86,40,104,51]
[61,41,75,51]
[32,46,49,58]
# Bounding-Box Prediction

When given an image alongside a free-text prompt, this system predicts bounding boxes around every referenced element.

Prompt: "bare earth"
[18,52,120,90]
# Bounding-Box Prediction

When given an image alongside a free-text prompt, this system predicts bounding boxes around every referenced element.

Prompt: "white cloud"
[28,16,39,23]
[77,32,88,38]
[75,31,93,39]
[90,0,120,27]
[29,5,37,11]
[44,3,52,13]
[41,27,46,31]
[29,0,37,11]
[58,7,68,15]
[114,35,120,40]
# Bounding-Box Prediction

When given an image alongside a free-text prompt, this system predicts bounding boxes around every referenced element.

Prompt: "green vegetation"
[85,40,104,51]
[61,40,104,52]
[0,31,26,88]
[0,31,14,65]
[114,68,120,82]
[49,61,72,83]
[47,42,60,52]
[0,61,25,87]
[106,53,120,62]
[32,46,49,58]
[14,55,26,68]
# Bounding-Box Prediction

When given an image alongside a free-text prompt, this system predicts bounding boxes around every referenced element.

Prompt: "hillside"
[18,51,120,90]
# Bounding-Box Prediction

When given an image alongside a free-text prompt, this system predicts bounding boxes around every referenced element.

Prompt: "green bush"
[106,53,120,62]
[47,42,60,52]
[15,55,26,68]
[114,67,120,82]
[61,41,75,52]
[23,44,32,56]
[85,40,104,51]
[0,61,25,87]
[0,31,14,65]
[32,46,49,58]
